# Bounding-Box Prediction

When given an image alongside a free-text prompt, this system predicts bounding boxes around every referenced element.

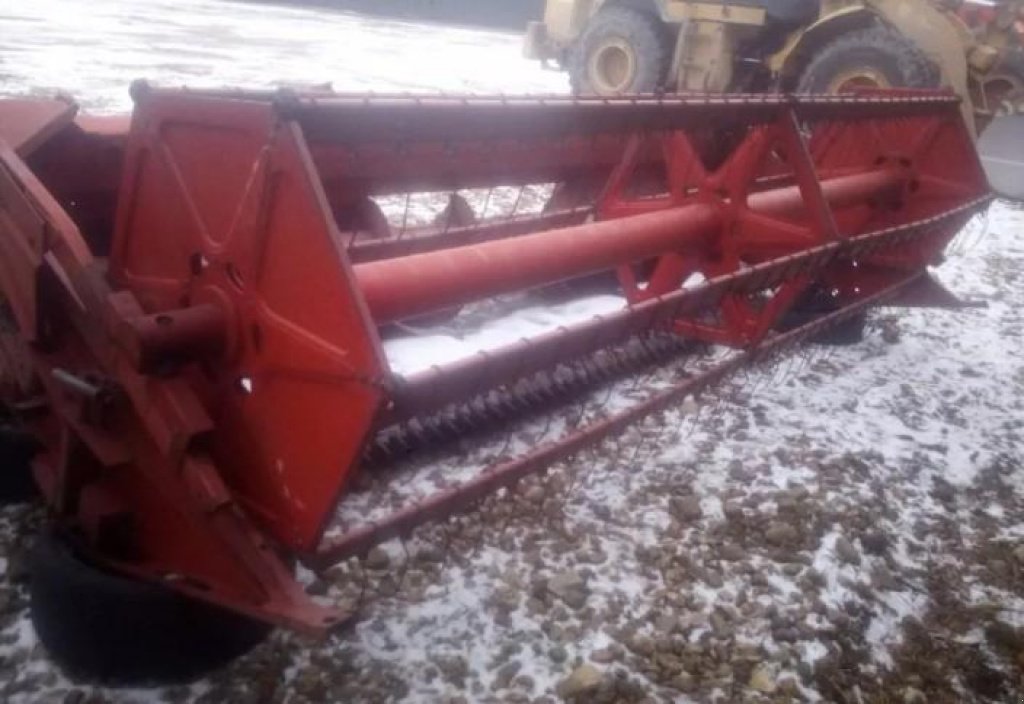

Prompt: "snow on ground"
[2,2,1024,703]
[384,294,627,377]
[0,0,567,113]
[3,201,1022,702]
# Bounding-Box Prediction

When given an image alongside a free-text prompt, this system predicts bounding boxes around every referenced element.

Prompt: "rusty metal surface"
[0,94,345,633]
[0,86,991,635]
[0,98,77,157]
[285,91,964,141]
[109,95,389,554]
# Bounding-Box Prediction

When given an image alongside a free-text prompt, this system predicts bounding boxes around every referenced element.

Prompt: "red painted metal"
[116,303,227,374]
[356,203,721,324]
[0,98,77,157]
[0,84,991,638]
[109,93,389,554]
[354,167,906,324]
[347,207,591,263]
[315,270,926,568]
[383,196,987,426]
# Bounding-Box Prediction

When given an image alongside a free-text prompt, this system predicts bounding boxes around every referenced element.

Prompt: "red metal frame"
[0,85,990,634]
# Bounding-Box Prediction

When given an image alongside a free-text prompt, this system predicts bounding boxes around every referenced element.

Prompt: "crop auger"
[0,82,991,681]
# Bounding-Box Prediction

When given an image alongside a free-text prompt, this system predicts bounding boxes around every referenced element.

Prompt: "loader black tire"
[0,424,38,503]
[29,531,271,684]
[796,26,940,95]
[569,7,671,96]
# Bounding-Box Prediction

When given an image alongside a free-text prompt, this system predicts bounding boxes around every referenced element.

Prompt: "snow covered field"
[1,2,1023,703]
[0,0,567,112]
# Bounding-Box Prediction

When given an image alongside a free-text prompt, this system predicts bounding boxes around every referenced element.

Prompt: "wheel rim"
[827,67,892,94]
[589,39,637,94]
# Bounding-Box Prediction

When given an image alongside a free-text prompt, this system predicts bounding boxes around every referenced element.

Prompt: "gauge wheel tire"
[569,7,671,96]
[778,307,867,346]
[29,531,272,684]
[796,25,940,95]
[0,425,38,504]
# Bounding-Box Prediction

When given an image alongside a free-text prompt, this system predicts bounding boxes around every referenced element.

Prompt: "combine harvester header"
[0,82,991,680]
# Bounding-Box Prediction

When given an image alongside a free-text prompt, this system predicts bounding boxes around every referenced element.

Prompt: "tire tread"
[569,7,672,95]
[797,25,940,94]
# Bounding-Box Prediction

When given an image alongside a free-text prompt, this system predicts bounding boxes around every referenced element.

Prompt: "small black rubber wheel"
[796,25,940,94]
[29,531,272,684]
[0,424,39,503]
[816,311,867,346]
[569,7,671,95]
[777,286,868,346]
[778,308,867,345]
[333,196,391,240]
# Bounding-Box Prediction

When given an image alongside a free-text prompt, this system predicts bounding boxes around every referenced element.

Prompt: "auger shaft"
[355,167,905,324]
[356,202,720,324]
[383,192,984,427]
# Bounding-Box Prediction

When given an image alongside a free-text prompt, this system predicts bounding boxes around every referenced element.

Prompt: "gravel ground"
[2,2,1024,702]
[2,203,1022,703]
